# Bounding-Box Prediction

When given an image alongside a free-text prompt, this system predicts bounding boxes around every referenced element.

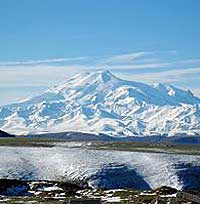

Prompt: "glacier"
[0,146,200,190]
[0,70,200,136]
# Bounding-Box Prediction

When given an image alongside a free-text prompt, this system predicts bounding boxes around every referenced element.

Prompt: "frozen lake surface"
[0,145,200,190]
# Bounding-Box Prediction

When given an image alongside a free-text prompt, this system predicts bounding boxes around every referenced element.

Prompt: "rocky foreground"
[0,179,200,204]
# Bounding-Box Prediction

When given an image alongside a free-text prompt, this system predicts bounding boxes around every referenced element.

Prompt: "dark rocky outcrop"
[0,179,29,196]
[153,186,178,195]
[0,179,86,197]
[58,181,86,194]
[0,129,15,137]
[69,199,101,204]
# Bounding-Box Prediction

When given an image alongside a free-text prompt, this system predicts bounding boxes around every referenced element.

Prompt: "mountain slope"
[0,70,200,136]
[0,129,14,137]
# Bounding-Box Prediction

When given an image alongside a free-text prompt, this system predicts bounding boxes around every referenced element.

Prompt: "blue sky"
[0,0,200,105]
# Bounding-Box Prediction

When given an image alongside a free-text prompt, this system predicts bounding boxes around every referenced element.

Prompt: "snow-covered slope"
[0,70,200,136]
[0,146,200,190]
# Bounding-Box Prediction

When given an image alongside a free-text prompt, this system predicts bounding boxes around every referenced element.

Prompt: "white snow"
[0,146,199,190]
[101,196,122,202]
[0,70,200,136]
[41,186,63,192]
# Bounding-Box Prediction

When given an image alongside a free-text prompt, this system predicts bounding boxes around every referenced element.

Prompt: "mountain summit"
[0,70,200,136]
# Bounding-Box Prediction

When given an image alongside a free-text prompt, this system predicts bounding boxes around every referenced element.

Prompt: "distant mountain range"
[0,70,200,137]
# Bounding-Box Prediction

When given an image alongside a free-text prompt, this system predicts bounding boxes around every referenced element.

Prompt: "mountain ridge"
[0,70,200,137]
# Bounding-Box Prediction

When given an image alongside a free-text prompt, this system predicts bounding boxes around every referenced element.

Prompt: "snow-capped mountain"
[0,70,200,136]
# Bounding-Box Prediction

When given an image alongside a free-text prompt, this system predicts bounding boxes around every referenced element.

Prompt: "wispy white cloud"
[190,88,200,97]
[122,67,200,83]
[117,67,200,96]
[1,52,200,87]
[105,62,171,70]
[0,65,88,86]
[103,51,151,64]
[101,50,179,65]
[1,50,198,70]
[0,57,87,66]
[0,50,200,97]
[175,58,200,65]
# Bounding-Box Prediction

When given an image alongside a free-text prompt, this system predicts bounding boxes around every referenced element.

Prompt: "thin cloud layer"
[0,50,200,105]
[0,57,88,66]
[104,51,151,64]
